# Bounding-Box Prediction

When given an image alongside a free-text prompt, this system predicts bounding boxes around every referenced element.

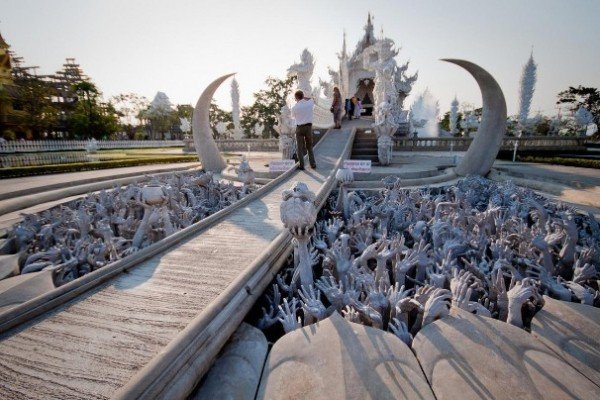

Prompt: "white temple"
[329,13,417,124]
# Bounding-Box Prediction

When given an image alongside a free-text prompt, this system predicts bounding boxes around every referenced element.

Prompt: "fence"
[0,140,186,154]
[393,135,588,152]
[0,138,284,154]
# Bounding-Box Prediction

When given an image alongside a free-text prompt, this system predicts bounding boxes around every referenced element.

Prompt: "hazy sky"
[1,0,599,116]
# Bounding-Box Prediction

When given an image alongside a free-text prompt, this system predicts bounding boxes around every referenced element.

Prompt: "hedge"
[516,155,600,169]
[0,156,199,179]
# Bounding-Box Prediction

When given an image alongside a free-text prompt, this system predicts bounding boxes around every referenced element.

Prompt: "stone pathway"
[0,125,358,399]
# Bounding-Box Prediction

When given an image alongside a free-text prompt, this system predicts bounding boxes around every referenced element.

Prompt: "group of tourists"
[289,86,362,171]
[330,87,361,129]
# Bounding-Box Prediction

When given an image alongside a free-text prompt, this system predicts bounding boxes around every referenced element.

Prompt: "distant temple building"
[330,13,417,121]
[0,30,90,139]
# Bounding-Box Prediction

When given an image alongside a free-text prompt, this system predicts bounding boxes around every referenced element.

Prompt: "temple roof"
[349,13,376,63]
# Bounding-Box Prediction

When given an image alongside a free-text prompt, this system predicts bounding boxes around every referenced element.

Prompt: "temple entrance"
[355,78,374,116]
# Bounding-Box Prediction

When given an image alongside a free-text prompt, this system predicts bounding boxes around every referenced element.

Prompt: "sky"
[1,0,599,116]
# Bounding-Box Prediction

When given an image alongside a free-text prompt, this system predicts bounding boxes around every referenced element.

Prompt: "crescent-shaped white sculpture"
[442,59,507,176]
[192,73,235,172]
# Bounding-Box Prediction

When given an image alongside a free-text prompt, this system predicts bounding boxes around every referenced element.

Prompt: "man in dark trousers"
[291,90,316,170]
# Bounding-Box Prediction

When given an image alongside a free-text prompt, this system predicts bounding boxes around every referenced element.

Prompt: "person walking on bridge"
[291,90,316,170]
[331,87,343,129]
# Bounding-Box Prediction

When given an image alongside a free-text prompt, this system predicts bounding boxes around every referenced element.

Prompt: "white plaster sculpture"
[335,168,354,213]
[363,39,401,125]
[449,97,459,135]
[258,175,600,344]
[280,182,317,289]
[192,74,233,172]
[288,49,315,97]
[319,78,333,98]
[518,52,537,129]
[372,101,397,165]
[442,59,507,177]
[254,123,264,138]
[275,105,297,160]
[231,78,244,140]
[237,158,255,195]
[179,118,191,138]
[85,138,98,154]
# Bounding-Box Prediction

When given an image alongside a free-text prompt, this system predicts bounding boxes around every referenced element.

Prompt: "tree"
[209,100,232,138]
[13,77,59,139]
[110,93,149,138]
[69,81,119,139]
[557,86,600,125]
[439,110,463,136]
[241,75,296,138]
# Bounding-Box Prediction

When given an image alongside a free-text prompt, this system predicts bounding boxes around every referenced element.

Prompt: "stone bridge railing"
[393,135,588,152]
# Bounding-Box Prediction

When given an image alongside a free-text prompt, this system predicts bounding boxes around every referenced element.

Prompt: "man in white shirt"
[291,90,316,170]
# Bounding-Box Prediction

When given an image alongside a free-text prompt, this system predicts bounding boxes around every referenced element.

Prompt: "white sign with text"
[343,159,372,173]
[269,159,296,172]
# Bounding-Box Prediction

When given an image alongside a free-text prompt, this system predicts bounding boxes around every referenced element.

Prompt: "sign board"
[343,159,371,173]
[269,159,296,172]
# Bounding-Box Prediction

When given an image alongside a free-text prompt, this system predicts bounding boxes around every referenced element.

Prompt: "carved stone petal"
[412,307,600,400]
[531,296,600,386]
[257,312,435,400]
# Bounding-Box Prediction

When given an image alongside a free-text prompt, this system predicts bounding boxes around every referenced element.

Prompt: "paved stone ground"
[0,124,358,399]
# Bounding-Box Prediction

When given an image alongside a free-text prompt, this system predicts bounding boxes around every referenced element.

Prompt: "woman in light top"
[353,97,362,119]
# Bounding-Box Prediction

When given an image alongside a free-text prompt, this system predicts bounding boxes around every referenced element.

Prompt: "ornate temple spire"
[364,12,374,46]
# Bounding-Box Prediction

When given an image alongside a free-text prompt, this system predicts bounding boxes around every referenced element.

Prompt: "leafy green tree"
[69,81,119,139]
[110,93,149,138]
[241,75,296,138]
[439,111,463,136]
[176,104,194,120]
[557,86,600,125]
[13,77,59,139]
[209,100,233,138]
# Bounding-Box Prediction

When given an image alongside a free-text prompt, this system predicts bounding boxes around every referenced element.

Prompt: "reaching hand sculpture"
[237,159,255,195]
[257,176,599,345]
[3,171,250,288]
[280,182,317,289]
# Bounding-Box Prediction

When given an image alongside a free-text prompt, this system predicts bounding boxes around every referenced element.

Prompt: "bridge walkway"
[0,120,367,399]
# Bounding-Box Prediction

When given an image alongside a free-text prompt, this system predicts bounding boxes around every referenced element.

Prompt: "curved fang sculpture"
[192,73,234,172]
[442,59,507,176]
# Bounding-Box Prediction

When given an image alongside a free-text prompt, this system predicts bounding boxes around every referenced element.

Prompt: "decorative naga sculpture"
[373,101,397,165]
